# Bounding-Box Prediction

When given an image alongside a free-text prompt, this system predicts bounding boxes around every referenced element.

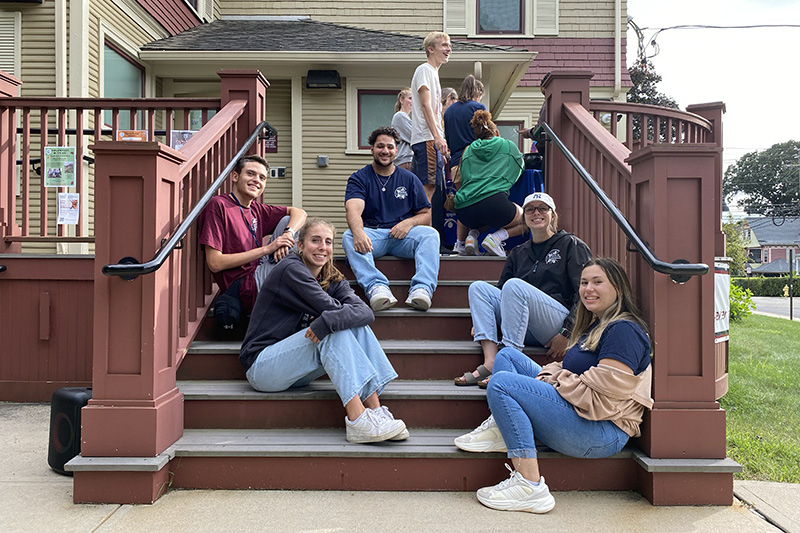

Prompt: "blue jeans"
[245,326,397,407]
[468,279,569,350]
[487,347,630,459]
[342,226,440,296]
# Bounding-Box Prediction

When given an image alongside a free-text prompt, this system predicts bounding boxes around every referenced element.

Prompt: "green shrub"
[732,276,800,297]
[729,283,755,321]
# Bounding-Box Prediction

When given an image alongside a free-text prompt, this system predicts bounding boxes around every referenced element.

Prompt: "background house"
[743,216,800,272]
[1,0,629,236]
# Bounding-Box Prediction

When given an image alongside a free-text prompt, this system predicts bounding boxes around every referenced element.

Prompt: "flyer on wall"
[57,193,80,225]
[44,146,76,188]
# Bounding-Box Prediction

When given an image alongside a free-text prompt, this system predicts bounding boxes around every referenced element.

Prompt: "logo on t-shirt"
[546,249,561,264]
[394,186,408,200]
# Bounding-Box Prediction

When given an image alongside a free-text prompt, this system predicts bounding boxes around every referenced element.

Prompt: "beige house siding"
[559,0,622,38]
[10,1,56,97]
[219,1,443,35]
[300,82,370,231]
[262,79,293,208]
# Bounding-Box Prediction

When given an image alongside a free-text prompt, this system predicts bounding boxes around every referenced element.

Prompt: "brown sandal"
[477,376,491,389]
[454,364,491,386]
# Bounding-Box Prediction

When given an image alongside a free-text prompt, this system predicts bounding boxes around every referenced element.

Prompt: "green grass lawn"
[721,314,800,482]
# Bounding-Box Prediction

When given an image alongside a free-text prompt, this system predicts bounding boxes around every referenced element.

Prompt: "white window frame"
[99,23,153,99]
[345,79,407,155]
[0,11,22,80]
[445,0,558,38]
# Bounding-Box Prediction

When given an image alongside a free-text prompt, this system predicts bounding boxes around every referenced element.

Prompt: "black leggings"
[456,192,518,230]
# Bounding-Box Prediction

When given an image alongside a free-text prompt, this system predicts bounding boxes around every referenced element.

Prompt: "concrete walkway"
[1,403,797,533]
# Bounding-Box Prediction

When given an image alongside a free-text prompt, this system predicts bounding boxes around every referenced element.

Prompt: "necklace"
[375,172,392,192]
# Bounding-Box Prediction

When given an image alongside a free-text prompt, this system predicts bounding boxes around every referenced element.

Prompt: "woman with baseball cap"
[454,191,591,386]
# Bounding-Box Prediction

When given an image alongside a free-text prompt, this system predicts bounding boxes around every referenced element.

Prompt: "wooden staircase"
[68,253,741,500]
[162,255,641,492]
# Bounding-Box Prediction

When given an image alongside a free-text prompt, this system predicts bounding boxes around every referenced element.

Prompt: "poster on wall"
[57,193,80,225]
[43,146,76,188]
[264,130,278,153]
[171,130,197,150]
[117,130,148,141]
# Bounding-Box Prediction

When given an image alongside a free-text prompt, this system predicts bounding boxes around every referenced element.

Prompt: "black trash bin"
[48,387,92,475]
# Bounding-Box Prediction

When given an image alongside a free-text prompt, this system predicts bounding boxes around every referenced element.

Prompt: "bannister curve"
[589,100,712,131]
[101,120,275,279]
[541,122,709,282]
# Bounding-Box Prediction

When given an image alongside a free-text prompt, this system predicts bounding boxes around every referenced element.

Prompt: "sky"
[626,0,800,172]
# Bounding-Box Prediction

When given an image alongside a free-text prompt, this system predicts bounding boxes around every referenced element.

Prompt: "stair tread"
[188,339,548,355]
[177,379,488,400]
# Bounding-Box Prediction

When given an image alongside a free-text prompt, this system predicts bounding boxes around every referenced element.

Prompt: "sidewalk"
[1,403,796,533]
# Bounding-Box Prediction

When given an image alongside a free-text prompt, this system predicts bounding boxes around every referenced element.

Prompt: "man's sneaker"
[453,241,466,256]
[374,406,409,441]
[369,285,397,311]
[345,408,406,443]
[464,230,479,256]
[405,287,432,311]
[481,234,506,257]
[454,415,507,452]
[477,465,556,513]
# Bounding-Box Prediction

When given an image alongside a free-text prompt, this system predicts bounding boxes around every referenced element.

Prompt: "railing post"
[687,102,726,257]
[217,69,268,158]
[76,141,186,504]
[540,70,593,232]
[627,144,731,505]
[0,70,23,253]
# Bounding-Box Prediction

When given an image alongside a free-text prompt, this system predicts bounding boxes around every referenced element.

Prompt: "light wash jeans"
[342,226,440,297]
[254,215,292,290]
[487,347,630,459]
[245,326,397,407]
[468,279,569,350]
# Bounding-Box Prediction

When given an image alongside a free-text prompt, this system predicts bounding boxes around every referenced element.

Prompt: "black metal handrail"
[102,121,275,279]
[0,265,6,273]
[541,121,708,283]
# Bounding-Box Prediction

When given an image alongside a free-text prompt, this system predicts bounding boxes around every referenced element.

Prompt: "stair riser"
[169,456,639,492]
[178,352,488,381]
[336,260,503,281]
[184,399,492,430]
[371,315,472,340]
[352,284,470,308]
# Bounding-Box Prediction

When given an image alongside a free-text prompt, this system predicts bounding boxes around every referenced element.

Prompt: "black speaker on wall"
[48,387,92,475]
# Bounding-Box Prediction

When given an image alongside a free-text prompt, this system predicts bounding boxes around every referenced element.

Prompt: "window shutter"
[0,13,21,77]
[201,0,214,22]
[444,0,469,36]
[533,0,558,36]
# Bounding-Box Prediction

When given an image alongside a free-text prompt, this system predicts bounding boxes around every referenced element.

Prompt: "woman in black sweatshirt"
[240,218,408,444]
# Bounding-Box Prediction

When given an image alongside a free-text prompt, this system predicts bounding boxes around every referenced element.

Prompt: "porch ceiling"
[139,17,536,113]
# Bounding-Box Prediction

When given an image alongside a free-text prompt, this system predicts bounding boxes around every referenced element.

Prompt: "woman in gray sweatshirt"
[240,218,408,444]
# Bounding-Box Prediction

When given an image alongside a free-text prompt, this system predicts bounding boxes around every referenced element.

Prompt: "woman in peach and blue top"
[455,257,653,513]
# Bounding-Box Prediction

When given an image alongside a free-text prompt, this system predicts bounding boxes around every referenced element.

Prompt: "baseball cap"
[522,192,556,212]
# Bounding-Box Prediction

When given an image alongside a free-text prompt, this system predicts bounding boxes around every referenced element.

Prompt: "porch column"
[76,142,186,504]
[540,70,593,233]
[0,71,22,253]
[217,69,269,157]
[628,144,731,505]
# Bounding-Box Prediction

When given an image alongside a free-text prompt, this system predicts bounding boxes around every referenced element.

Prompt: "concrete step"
[178,379,494,430]
[179,340,548,381]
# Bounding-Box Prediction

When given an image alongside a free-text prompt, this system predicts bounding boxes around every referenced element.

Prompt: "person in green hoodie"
[454,110,526,257]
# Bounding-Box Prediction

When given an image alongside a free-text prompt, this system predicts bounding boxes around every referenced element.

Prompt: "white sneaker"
[405,287,431,311]
[477,464,556,513]
[481,234,506,257]
[454,241,466,256]
[464,230,479,256]
[374,406,409,441]
[345,408,406,443]
[454,415,507,452]
[369,285,397,311]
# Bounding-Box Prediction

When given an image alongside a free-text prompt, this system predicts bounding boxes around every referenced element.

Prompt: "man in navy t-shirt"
[343,126,440,312]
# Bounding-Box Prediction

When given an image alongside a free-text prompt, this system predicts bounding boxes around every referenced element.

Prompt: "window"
[103,42,145,129]
[356,90,397,150]
[478,0,523,34]
[496,121,523,150]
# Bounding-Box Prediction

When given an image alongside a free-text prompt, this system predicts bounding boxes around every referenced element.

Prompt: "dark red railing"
[0,97,220,246]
